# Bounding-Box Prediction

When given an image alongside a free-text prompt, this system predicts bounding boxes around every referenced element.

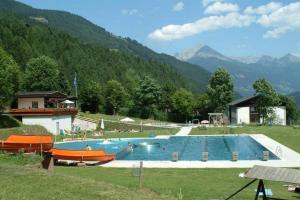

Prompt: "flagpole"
[74,72,78,108]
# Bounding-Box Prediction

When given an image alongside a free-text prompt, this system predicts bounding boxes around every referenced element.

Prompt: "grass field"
[0,154,299,200]
[78,112,173,125]
[1,125,300,199]
[0,125,50,140]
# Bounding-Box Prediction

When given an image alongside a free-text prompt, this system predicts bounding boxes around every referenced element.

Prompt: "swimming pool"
[54,136,279,161]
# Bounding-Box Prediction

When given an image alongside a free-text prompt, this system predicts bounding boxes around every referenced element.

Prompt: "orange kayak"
[49,148,116,162]
[0,135,53,153]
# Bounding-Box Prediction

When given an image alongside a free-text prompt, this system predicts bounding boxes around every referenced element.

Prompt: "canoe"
[0,135,53,153]
[49,148,116,162]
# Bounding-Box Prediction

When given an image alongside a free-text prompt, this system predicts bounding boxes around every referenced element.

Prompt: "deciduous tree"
[0,48,20,110]
[253,79,280,123]
[80,81,103,113]
[207,68,233,113]
[171,88,194,121]
[23,56,60,91]
[105,80,128,115]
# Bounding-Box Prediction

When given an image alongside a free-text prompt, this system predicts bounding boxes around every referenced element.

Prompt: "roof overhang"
[16,91,67,98]
[245,165,300,183]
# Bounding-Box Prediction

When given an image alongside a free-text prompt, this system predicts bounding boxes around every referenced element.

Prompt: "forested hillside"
[0,0,210,92]
[0,15,187,93]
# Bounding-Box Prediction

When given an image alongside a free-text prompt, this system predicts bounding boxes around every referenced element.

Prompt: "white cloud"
[121,9,139,15]
[204,2,239,15]
[202,0,224,7]
[173,2,184,12]
[257,2,300,38]
[149,1,300,41]
[244,2,282,15]
[148,13,255,41]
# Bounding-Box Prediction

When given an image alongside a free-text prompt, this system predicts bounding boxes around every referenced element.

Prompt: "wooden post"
[40,143,43,157]
[139,161,143,188]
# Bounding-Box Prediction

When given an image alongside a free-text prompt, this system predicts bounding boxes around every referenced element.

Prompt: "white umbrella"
[100,119,105,129]
[61,100,74,104]
[201,120,209,124]
[120,117,135,122]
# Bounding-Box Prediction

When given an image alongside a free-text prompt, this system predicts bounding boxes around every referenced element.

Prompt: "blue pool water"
[54,136,279,161]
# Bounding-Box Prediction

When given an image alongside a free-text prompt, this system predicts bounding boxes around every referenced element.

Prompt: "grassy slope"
[78,112,179,132]
[78,112,174,125]
[0,155,174,200]
[0,125,50,140]
[0,155,299,200]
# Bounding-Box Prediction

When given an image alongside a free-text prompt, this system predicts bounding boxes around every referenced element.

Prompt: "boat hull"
[49,149,116,162]
[0,135,53,153]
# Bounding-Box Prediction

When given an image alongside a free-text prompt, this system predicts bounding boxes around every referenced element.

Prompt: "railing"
[10,108,78,116]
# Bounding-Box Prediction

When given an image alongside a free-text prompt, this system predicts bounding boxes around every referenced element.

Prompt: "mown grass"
[1,153,298,200]
[79,112,174,126]
[191,125,300,153]
[0,125,50,140]
[56,167,300,200]
[0,155,174,200]
[55,129,177,142]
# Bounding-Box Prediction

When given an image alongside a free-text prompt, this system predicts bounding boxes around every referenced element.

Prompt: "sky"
[18,0,300,58]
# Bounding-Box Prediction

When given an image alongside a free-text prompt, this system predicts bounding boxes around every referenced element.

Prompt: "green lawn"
[0,125,50,140]
[0,155,174,200]
[0,155,299,200]
[191,125,300,153]
[1,125,300,199]
[79,112,173,126]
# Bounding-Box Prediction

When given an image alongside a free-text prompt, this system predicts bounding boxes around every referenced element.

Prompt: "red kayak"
[0,135,53,153]
[49,148,116,162]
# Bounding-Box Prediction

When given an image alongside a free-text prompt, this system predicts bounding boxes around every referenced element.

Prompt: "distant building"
[228,96,286,126]
[0,95,10,113]
[10,91,78,134]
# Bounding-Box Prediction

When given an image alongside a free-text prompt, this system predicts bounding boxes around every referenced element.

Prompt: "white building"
[10,91,78,134]
[228,96,286,126]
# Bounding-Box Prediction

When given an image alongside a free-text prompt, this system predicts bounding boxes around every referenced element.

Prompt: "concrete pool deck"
[101,134,300,168]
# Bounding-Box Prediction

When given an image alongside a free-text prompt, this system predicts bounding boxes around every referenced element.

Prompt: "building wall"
[236,107,250,124]
[271,106,286,126]
[18,98,44,109]
[22,115,72,134]
[232,106,286,126]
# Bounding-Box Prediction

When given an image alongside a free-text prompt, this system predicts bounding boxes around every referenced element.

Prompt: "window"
[250,107,256,112]
[32,101,38,108]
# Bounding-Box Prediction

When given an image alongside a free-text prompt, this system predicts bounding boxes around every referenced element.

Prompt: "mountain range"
[0,0,210,93]
[176,45,300,96]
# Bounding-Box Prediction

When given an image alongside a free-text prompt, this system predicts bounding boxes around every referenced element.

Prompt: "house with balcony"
[10,91,78,134]
[228,95,286,126]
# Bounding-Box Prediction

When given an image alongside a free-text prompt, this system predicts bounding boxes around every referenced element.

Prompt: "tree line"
[0,14,299,123]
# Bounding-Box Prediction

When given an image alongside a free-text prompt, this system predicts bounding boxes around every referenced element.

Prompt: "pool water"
[54,136,279,161]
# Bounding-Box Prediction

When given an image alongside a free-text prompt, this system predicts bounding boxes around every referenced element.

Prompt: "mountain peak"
[175,44,205,61]
[280,53,300,63]
[257,55,276,64]
[175,44,231,61]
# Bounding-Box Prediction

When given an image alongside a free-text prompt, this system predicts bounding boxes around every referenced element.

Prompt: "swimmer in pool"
[85,145,92,151]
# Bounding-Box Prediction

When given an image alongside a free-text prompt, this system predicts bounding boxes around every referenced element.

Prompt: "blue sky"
[18,0,300,57]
